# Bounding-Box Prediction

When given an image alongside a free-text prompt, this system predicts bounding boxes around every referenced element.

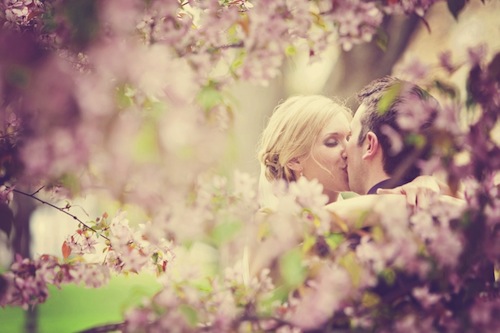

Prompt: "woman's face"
[299,113,351,196]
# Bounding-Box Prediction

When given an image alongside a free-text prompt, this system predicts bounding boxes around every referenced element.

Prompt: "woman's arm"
[326,193,466,232]
[326,194,403,232]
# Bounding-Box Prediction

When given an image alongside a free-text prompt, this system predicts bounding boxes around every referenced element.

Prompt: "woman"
[257,95,352,207]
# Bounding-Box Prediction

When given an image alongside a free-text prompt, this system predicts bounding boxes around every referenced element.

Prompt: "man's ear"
[286,158,302,171]
[363,132,379,160]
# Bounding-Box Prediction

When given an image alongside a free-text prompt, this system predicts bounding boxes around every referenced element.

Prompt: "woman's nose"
[341,145,347,159]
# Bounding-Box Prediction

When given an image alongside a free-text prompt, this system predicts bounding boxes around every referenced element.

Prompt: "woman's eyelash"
[324,139,338,146]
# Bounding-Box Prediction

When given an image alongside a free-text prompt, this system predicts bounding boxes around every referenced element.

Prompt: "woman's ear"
[286,158,303,172]
[363,131,379,160]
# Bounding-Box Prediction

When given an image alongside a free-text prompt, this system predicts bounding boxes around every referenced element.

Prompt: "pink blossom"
[393,314,434,333]
[0,185,14,204]
[100,0,142,35]
[356,237,386,272]
[396,93,439,131]
[438,50,456,73]
[380,124,403,154]
[467,43,488,66]
[417,155,445,177]
[383,0,438,16]
[289,177,328,209]
[290,264,351,330]
[124,308,153,333]
[412,286,441,309]
[70,263,111,288]
[428,226,462,268]
[398,58,430,82]
[469,297,500,331]
[65,232,98,256]
[410,210,436,240]
[434,102,462,135]
[3,0,44,29]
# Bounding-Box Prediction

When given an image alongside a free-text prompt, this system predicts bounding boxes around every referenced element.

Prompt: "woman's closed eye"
[324,138,339,147]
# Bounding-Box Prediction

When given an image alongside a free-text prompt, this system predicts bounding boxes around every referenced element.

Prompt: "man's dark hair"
[356,76,440,183]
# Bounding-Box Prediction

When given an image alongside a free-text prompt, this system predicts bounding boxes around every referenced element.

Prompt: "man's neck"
[363,173,390,195]
[366,176,411,195]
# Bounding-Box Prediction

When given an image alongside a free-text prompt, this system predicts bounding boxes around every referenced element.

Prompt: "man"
[346,76,440,195]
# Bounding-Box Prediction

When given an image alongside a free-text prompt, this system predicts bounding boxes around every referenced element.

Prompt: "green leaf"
[116,84,135,109]
[0,275,8,300]
[191,277,213,293]
[380,268,396,285]
[405,133,426,149]
[447,0,467,20]
[179,304,199,327]
[338,252,363,287]
[142,97,165,115]
[211,221,241,246]
[362,291,381,308]
[487,52,500,83]
[151,252,159,265]
[433,79,459,99]
[230,51,246,75]
[132,123,159,162]
[377,82,402,115]
[63,0,100,48]
[279,248,306,288]
[197,84,224,111]
[375,28,389,52]
[465,92,477,110]
[259,285,288,314]
[285,45,296,57]
[301,234,316,253]
[325,233,344,251]
[371,225,385,243]
[6,65,30,88]
[59,173,81,195]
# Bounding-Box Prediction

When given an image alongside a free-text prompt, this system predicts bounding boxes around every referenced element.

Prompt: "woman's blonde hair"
[257,95,351,183]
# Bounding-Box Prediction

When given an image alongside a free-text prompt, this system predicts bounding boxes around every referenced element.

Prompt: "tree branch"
[9,187,110,241]
[77,322,125,333]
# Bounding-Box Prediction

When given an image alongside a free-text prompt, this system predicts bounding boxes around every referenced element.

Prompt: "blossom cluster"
[123,264,276,332]
[0,254,110,310]
[63,212,175,275]
[113,168,497,332]
[0,209,174,309]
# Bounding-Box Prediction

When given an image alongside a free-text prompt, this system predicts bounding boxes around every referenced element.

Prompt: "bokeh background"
[1,1,499,332]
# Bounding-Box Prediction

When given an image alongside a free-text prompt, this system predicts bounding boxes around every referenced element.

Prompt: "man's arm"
[377,175,464,208]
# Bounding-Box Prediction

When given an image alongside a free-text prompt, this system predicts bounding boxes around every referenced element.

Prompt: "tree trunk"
[322,15,421,110]
[12,189,38,333]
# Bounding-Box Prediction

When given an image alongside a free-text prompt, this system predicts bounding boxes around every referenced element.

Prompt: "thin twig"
[77,322,125,333]
[30,186,45,196]
[10,187,110,241]
[239,314,293,332]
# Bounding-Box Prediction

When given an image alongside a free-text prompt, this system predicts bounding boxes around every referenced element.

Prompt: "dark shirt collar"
[367,178,407,195]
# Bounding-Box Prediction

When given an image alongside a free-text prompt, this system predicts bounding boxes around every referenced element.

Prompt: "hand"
[377,175,440,209]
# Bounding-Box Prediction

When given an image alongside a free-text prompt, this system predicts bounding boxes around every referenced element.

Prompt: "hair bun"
[264,152,282,181]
